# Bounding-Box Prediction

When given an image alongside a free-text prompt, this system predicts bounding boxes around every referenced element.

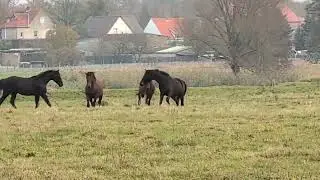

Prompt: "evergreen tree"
[303,0,320,53]
[294,26,306,50]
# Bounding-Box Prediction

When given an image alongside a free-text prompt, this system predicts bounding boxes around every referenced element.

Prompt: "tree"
[26,0,45,8]
[44,0,85,27]
[184,0,290,75]
[46,25,82,66]
[137,3,150,29]
[0,0,16,22]
[294,26,306,50]
[303,0,320,54]
[0,41,13,50]
[47,25,78,49]
[86,0,109,17]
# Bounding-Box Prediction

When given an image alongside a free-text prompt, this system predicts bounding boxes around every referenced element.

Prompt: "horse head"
[86,72,96,89]
[140,69,156,86]
[51,70,63,87]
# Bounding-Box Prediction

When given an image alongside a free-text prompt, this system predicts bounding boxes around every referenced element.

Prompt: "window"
[40,17,45,24]
[20,32,23,38]
[34,31,38,37]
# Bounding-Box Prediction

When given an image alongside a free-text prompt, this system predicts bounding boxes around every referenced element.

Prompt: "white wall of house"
[144,19,161,35]
[107,17,133,34]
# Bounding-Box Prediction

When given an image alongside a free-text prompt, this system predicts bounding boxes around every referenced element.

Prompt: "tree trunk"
[230,59,240,76]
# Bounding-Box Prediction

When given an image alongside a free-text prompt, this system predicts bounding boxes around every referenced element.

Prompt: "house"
[0,7,54,40]
[144,18,184,39]
[281,5,304,43]
[281,5,304,30]
[139,45,197,63]
[76,34,170,64]
[85,15,144,38]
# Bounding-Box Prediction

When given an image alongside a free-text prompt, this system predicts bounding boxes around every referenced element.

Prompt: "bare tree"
[46,25,81,66]
[185,0,290,75]
[0,0,16,22]
[44,0,85,27]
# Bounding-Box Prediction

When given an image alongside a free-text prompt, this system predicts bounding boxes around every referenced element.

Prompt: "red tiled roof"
[281,5,303,25]
[0,9,40,28]
[152,18,184,38]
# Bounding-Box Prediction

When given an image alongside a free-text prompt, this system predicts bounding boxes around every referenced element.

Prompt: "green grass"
[0,82,320,179]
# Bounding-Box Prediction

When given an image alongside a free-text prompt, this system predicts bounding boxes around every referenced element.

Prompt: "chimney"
[26,6,31,26]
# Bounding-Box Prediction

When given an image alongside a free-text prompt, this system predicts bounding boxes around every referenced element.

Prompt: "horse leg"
[174,97,179,106]
[148,94,153,106]
[91,98,97,107]
[35,95,40,108]
[166,96,170,105]
[181,96,185,106]
[41,94,52,107]
[0,92,10,106]
[138,94,141,105]
[10,93,17,109]
[145,95,149,105]
[86,95,91,108]
[98,96,103,106]
[147,95,152,106]
[159,94,164,105]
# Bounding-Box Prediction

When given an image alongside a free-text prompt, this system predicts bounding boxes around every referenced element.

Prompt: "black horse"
[0,70,63,109]
[140,69,187,106]
[137,81,155,106]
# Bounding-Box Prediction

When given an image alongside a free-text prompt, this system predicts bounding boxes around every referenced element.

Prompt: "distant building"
[0,7,54,40]
[144,18,184,39]
[281,5,304,30]
[85,15,144,38]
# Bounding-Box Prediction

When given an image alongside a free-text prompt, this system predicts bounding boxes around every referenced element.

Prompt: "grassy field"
[0,81,320,179]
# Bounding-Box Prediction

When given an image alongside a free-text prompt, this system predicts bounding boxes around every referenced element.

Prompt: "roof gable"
[144,19,161,35]
[86,16,118,38]
[151,18,184,38]
[121,15,143,33]
[281,5,303,25]
[107,17,133,34]
[86,15,142,38]
[0,9,40,28]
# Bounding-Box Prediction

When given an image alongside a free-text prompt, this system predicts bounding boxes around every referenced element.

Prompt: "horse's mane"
[32,70,56,79]
[86,72,97,80]
[158,70,170,77]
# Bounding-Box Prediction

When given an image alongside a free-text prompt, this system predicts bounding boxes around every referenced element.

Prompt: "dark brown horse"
[0,70,63,108]
[85,72,104,108]
[137,81,155,106]
[140,69,187,106]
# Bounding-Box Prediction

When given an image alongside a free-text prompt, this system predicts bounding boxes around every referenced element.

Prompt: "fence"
[0,60,303,88]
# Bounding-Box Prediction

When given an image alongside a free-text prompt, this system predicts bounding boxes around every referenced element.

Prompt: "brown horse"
[85,72,104,107]
[137,81,155,106]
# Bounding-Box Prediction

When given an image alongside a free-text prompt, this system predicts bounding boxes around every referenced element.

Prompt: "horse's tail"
[176,78,187,95]
[0,80,3,90]
[182,80,187,95]
[0,80,3,97]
